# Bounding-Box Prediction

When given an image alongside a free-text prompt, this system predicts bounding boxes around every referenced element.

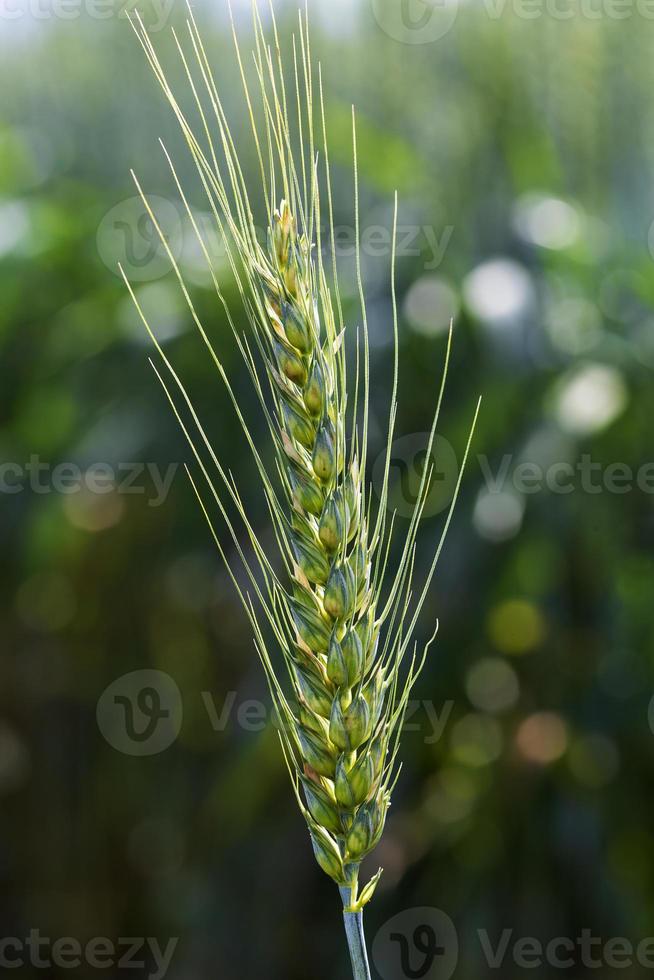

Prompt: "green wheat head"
[122,0,479,917]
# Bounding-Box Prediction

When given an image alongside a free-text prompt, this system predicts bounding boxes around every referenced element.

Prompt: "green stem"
[339,887,371,980]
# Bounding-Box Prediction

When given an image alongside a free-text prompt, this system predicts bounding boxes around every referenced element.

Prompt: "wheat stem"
[340,904,371,980]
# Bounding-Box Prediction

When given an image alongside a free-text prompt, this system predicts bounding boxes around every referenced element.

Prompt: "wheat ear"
[122,4,480,977]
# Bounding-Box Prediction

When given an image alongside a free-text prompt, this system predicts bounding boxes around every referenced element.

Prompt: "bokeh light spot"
[463,258,534,325]
[473,490,524,542]
[404,275,459,337]
[513,193,581,250]
[488,599,545,654]
[466,657,520,713]
[63,486,124,532]
[516,712,568,765]
[553,363,627,436]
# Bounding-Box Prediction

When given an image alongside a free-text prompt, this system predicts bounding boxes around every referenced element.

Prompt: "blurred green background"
[2,0,654,977]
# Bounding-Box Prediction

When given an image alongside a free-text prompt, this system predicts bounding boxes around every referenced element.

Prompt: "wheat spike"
[123,4,480,977]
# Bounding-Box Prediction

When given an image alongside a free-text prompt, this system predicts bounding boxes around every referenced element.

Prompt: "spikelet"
[123,0,480,943]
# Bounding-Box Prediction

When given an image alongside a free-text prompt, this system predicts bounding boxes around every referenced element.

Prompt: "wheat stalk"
[122,3,480,976]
